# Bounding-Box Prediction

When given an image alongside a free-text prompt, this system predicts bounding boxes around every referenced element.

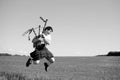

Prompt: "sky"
[0,0,120,56]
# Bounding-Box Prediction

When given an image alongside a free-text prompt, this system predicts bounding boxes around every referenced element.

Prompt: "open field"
[0,56,120,80]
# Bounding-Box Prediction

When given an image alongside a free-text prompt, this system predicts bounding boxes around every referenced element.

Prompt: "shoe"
[26,58,32,67]
[44,62,49,72]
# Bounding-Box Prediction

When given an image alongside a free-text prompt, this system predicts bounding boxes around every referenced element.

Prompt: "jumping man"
[26,26,55,72]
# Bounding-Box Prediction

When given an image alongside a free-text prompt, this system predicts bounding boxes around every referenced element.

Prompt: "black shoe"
[44,62,49,72]
[26,58,32,67]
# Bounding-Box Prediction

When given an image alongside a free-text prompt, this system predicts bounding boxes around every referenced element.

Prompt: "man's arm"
[43,38,50,45]
[42,34,51,45]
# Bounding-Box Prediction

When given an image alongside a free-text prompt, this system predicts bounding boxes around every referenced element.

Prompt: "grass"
[0,56,120,80]
[0,72,62,80]
[0,72,26,80]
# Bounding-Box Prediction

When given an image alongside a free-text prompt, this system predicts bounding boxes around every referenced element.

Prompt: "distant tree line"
[107,51,120,56]
[0,53,12,56]
[97,51,120,56]
[0,53,27,56]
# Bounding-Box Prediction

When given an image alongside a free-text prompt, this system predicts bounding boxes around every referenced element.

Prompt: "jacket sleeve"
[43,34,51,45]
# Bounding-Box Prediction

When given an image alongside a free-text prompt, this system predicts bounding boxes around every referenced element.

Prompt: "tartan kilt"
[30,47,54,61]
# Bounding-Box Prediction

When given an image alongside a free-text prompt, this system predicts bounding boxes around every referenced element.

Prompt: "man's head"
[44,26,53,35]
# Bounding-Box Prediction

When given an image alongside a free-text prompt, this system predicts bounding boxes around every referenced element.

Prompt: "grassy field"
[0,56,120,80]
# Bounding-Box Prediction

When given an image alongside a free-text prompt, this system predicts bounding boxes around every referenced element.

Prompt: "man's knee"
[48,57,55,63]
[33,60,40,64]
[51,57,55,62]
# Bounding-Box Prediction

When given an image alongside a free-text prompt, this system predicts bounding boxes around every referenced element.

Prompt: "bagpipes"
[22,17,48,40]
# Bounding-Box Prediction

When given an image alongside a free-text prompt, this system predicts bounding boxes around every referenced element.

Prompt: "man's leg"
[44,57,55,72]
[26,57,32,67]
[26,50,37,67]
[26,58,41,67]
[40,47,55,71]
